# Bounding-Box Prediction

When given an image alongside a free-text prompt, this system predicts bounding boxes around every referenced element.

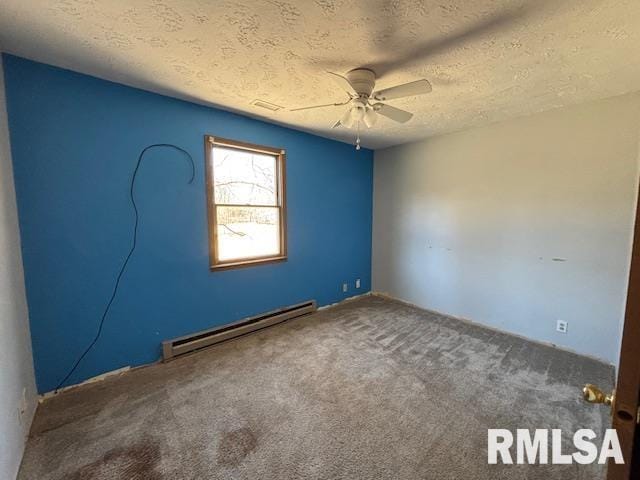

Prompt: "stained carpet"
[19,295,614,479]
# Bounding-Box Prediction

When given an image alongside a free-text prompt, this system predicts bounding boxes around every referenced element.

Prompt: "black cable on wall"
[55,144,195,393]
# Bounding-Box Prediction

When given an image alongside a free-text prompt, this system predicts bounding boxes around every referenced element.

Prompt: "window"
[205,136,287,270]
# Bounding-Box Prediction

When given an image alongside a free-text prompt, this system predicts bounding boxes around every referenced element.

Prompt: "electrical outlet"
[342,283,348,293]
[556,320,568,334]
[355,278,361,289]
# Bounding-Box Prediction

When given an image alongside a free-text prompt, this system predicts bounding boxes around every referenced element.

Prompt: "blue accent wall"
[3,55,373,393]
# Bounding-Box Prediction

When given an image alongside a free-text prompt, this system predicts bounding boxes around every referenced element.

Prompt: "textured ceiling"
[1,0,639,149]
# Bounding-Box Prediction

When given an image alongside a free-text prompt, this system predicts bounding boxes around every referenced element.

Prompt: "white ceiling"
[1,0,639,149]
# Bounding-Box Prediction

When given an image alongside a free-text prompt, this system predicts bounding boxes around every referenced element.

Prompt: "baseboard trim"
[318,291,372,311]
[39,366,132,401]
[372,291,615,369]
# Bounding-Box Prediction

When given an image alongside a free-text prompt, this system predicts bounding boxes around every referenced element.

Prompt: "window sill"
[210,256,287,271]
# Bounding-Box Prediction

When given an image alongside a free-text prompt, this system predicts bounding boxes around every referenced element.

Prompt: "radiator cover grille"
[162,300,317,361]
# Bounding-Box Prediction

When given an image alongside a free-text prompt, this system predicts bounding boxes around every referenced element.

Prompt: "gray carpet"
[19,295,614,479]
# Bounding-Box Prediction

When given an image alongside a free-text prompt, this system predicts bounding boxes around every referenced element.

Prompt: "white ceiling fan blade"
[372,79,432,101]
[374,103,413,123]
[328,72,357,95]
[290,101,348,112]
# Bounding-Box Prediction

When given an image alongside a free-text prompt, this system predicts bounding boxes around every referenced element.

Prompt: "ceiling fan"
[291,69,432,149]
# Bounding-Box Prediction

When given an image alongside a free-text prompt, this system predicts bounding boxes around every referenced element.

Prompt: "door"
[583,189,640,479]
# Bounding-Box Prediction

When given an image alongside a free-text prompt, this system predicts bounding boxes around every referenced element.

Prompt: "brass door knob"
[583,384,615,410]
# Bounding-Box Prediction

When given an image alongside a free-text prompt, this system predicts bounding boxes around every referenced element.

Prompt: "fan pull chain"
[356,121,361,150]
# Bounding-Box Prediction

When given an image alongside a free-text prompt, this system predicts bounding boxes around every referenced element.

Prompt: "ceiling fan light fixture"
[341,108,355,128]
[363,107,377,128]
[352,105,365,122]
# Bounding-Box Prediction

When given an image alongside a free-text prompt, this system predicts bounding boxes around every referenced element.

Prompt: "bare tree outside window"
[205,136,287,270]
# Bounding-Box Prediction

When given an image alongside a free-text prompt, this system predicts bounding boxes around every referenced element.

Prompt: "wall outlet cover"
[556,320,568,334]
[356,279,361,289]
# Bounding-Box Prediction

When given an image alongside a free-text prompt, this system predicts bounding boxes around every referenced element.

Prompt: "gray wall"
[373,93,640,365]
[0,56,37,479]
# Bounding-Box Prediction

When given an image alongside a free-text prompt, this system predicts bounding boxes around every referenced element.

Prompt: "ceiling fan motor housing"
[346,68,376,97]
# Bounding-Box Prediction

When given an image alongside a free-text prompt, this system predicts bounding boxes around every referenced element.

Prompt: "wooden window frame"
[205,135,287,271]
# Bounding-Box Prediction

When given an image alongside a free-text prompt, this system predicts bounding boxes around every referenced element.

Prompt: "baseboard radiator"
[162,300,317,361]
